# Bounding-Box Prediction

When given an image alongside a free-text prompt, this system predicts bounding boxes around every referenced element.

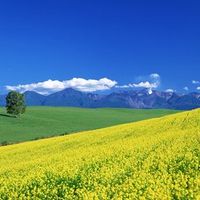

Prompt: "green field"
[0,108,199,199]
[0,106,181,144]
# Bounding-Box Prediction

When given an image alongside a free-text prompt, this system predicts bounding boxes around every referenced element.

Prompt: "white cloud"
[197,87,200,90]
[183,87,189,91]
[116,81,157,89]
[192,80,200,84]
[6,78,117,95]
[133,81,157,88]
[150,73,160,79]
[116,73,160,91]
[165,89,176,93]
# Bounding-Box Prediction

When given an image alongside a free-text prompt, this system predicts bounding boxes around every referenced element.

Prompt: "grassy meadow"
[0,106,180,144]
[0,108,199,199]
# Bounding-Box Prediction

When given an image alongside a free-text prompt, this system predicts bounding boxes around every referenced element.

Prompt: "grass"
[0,106,181,144]
[0,108,199,199]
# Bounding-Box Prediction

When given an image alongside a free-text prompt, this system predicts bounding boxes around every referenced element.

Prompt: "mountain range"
[0,88,200,110]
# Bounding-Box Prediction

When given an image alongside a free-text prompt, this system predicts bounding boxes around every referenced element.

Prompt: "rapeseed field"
[0,109,199,199]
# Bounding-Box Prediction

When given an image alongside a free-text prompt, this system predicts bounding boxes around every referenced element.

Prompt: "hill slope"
[0,94,6,106]
[0,109,199,199]
[24,91,46,106]
[0,107,180,143]
[1,88,200,109]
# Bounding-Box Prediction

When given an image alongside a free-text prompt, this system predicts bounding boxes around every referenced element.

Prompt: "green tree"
[6,91,26,117]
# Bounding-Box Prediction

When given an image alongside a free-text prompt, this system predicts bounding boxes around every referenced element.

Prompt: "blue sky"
[0,0,200,95]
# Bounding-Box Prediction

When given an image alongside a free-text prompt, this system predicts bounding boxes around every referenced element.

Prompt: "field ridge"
[0,106,180,144]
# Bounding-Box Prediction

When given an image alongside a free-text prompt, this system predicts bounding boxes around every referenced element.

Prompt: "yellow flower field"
[0,109,199,199]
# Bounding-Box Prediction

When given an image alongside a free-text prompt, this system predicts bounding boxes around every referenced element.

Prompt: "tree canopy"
[6,91,26,117]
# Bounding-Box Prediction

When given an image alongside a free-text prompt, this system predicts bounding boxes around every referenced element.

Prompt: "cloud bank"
[116,73,160,94]
[6,78,117,95]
